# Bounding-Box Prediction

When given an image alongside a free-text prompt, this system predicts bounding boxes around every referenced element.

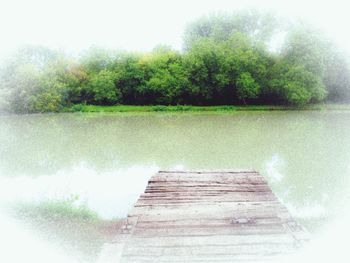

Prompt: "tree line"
[1,10,350,113]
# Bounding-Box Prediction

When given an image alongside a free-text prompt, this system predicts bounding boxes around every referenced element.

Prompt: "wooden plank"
[122,243,296,256]
[123,234,298,247]
[150,176,266,183]
[157,170,258,174]
[131,225,288,237]
[98,170,308,263]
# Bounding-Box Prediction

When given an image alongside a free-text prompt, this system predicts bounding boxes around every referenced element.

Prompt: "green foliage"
[278,25,349,104]
[79,47,117,73]
[87,69,121,105]
[138,48,191,104]
[183,38,222,103]
[268,63,326,106]
[282,26,328,76]
[183,10,280,50]
[65,104,350,113]
[28,87,64,113]
[236,72,261,104]
[183,33,269,104]
[0,11,349,113]
[3,64,42,113]
[15,198,100,223]
[0,46,82,113]
[283,82,311,106]
[114,52,146,104]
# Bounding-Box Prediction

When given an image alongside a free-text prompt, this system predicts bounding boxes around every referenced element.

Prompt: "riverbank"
[11,200,122,263]
[62,103,350,113]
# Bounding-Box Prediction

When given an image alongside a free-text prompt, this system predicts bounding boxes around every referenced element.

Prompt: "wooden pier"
[98,170,308,263]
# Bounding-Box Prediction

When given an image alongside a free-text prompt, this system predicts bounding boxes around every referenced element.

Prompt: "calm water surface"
[1,111,350,261]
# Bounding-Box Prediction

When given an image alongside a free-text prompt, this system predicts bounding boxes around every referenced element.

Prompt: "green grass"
[14,197,101,223]
[62,103,350,113]
[13,198,123,262]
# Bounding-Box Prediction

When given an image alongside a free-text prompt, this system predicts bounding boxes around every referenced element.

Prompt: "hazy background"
[1,1,350,263]
[0,0,349,58]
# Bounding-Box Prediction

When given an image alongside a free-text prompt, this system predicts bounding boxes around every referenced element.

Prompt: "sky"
[0,0,349,58]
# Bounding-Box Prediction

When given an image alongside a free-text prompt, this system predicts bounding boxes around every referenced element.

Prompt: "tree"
[268,62,326,106]
[79,47,117,74]
[183,10,280,50]
[281,25,350,102]
[114,52,146,104]
[2,64,42,113]
[222,33,270,96]
[1,12,350,111]
[87,69,121,105]
[183,38,229,104]
[236,72,260,104]
[281,26,328,76]
[183,32,270,105]
[323,48,350,102]
[28,75,66,112]
[0,46,84,112]
[137,47,191,104]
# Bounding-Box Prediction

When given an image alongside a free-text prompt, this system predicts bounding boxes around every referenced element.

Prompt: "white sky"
[0,0,349,57]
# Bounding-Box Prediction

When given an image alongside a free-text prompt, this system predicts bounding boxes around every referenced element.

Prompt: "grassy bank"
[62,103,350,113]
[12,199,122,263]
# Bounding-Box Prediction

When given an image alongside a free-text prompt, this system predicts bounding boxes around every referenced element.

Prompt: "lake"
[0,111,350,262]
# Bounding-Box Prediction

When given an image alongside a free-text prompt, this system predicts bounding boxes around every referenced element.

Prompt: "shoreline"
[1,104,350,115]
[61,104,350,113]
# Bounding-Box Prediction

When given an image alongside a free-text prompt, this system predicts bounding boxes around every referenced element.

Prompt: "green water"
[1,111,350,261]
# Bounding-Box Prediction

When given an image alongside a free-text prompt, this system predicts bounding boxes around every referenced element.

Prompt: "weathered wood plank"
[123,234,298,246]
[131,225,289,237]
[122,243,297,256]
[98,170,308,263]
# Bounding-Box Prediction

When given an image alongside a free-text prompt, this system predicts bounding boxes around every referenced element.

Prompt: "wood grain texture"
[98,170,308,263]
